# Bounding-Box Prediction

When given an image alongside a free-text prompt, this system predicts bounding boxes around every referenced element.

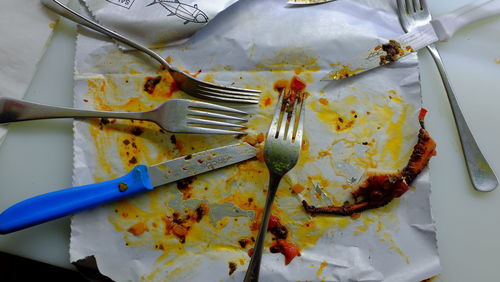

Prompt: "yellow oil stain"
[49,19,59,29]
[202,73,216,83]
[375,98,412,168]
[316,260,328,278]
[248,44,256,59]
[354,216,375,235]
[326,63,364,80]
[377,230,410,264]
[254,47,320,73]
[310,95,359,132]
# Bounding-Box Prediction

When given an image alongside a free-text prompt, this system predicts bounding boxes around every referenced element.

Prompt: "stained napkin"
[82,0,239,49]
[0,0,68,146]
[70,0,441,281]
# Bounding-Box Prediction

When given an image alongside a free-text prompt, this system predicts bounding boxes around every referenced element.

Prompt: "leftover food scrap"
[161,203,210,243]
[378,40,414,65]
[248,215,301,265]
[144,76,162,94]
[302,109,435,215]
[228,261,237,275]
[267,215,301,265]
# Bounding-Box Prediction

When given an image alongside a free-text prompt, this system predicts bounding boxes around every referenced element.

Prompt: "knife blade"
[0,143,258,234]
[323,0,500,80]
[287,0,335,4]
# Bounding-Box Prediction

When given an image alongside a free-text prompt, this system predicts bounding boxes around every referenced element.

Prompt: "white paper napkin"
[0,0,67,146]
[70,0,441,281]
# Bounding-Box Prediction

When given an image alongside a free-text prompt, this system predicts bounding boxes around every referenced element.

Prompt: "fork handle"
[0,97,148,124]
[41,0,175,71]
[432,0,500,41]
[426,44,498,192]
[244,173,282,282]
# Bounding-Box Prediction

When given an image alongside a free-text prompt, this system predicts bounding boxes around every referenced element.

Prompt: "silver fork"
[41,0,261,104]
[244,89,305,282]
[397,0,498,192]
[0,97,247,135]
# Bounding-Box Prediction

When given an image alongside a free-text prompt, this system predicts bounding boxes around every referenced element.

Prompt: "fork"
[244,89,305,282]
[0,97,247,135]
[397,0,498,192]
[41,0,261,104]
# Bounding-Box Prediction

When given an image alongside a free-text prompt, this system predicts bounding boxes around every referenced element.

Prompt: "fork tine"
[396,0,406,15]
[267,89,286,139]
[192,86,261,100]
[294,97,305,144]
[184,85,260,104]
[194,78,262,94]
[187,118,247,129]
[286,97,299,141]
[188,109,248,121]
[193,94,260,104]
[412,0,421,11]
[188,101,247,115]
[420,0,428,13]
[193,88,261,101]
[405,0,414,13]
[185,126,245,135]
[196,84,262,97]
[278,107,288,140]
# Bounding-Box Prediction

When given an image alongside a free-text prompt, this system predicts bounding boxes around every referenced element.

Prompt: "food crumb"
[256,133,265,143]
[496,58,500,64]
[291,184,305,194]
[238,238,251,248]
[228,262,237,275]
[130,127,144,136]
[144,76,162,94]
[263,97,272,107]
[379,40,405,65]
[129,156,138,164]
[256,148,264,162]
[127,222,149,236]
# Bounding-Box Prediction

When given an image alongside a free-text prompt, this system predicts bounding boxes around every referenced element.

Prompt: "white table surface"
[1,0,499,281]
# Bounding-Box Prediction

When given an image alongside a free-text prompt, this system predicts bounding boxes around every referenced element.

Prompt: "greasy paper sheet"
[70,0,441,281]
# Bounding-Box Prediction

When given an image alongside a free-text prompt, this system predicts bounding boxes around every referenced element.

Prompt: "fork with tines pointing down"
[0,98,248,135]
[41,0,261,104]
[397,0,498,192]
[244,88,306,282]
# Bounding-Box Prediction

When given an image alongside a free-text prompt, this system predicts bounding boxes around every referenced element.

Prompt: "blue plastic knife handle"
[0,165,153,234]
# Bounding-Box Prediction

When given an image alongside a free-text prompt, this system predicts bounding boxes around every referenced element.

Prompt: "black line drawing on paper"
[106,0,135,9]
[147,0,209,24]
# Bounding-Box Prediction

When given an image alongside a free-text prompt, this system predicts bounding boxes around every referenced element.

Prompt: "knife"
[323,0,500,80]
[287,0,335,4]
[0,143,257,234]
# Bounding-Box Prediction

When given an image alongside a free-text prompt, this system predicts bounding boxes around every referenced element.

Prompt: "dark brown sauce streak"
[302,118,436,216]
